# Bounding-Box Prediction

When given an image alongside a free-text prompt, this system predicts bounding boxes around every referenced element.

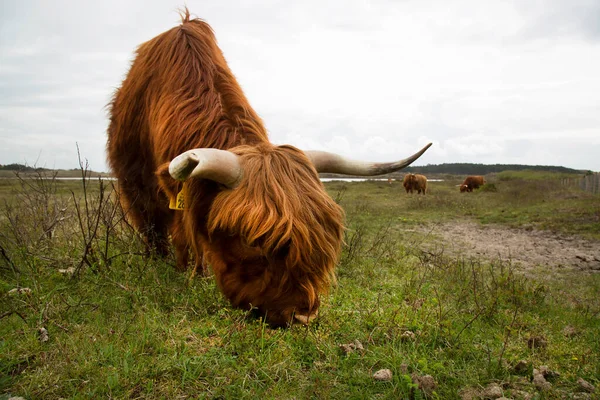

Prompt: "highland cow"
[107,10,431,327]
[460,176,486,192]
[403,173,428,194]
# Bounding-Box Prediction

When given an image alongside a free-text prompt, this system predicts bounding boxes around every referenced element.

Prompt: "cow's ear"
[156,162,179,200]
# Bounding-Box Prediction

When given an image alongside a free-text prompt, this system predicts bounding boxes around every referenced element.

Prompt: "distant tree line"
[0,163,85,173]
[0,163,48,172]
[403,163,583,175]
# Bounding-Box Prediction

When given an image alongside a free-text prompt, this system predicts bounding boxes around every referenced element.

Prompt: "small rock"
[577,378,595,393]
[339,344,353,354]
[58,267,76,275]
[8,287,32,295]
[563,325,578,338]
[527,336,548,349]
[510,389,533,400]
[400,330,416,341]
[538,365,560,380]
[411,373,437,396]
[481,382,503,398]
[532,369,551,391]
[339,339,364,354]
[38,327,49,343]
[513,360,530,374]
[572,393,592,400]
[373,369,392,381]
[459,387,479,400]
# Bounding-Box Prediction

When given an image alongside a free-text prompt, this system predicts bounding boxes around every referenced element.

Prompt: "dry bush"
[0,156,144,278]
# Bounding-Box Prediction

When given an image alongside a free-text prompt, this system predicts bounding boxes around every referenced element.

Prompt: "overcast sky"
[1,0,599,172]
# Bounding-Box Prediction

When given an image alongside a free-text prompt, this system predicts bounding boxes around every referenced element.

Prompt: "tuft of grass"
[479,183,497,192]
[1,172,599,398]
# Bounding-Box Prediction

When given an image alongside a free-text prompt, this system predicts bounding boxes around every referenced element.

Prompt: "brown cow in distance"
[460,175,486,192]
[403,173,427,194]
[106,9,431,327]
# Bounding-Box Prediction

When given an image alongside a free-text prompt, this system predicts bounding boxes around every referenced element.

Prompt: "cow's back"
[106,13,269,243]
[108,15,267,176]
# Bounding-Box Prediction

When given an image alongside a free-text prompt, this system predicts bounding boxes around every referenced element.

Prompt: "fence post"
[581,173,600,195]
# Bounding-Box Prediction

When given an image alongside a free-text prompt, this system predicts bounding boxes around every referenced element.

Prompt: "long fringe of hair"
[207,144,345,309]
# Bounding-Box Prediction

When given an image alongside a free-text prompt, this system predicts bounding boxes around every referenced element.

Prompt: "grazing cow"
[460,176,486,192]
[403,173,428,194]
[107,10,431,327]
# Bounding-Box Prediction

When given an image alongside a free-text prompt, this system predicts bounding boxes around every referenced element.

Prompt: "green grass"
[1,174,599,399]
[496,170,581,181]
[330,176,600,239]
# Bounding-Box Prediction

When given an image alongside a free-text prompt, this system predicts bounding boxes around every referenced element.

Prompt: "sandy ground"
[414,221,600,274]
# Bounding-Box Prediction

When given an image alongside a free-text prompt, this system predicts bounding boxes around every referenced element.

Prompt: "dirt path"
[416,221,600,274]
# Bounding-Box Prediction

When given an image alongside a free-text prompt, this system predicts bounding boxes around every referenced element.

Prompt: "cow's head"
[167,142,432,326]
[460,184,468,192]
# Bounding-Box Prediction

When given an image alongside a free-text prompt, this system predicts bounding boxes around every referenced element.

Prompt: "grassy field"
[1,172,599,399]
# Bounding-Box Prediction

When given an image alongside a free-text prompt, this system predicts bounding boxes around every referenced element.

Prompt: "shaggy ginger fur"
[108,9,344,326]
[460,176,486,192]
[403,173,427,194]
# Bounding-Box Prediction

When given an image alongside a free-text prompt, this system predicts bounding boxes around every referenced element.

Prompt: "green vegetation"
[404,163,585,176]
[497,170,579,181]
[1,172,599,399]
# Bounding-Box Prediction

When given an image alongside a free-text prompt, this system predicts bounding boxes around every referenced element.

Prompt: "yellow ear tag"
[169,186,185,210]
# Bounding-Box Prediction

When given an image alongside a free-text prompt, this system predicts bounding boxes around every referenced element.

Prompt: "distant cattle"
[460,176,486,192]
[403,173,427,194]
[106,9,432,327]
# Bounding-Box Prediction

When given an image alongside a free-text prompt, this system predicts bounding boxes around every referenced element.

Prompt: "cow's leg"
[188,234,209,278]
[170,219,190,271]
[118,181,171,257]
[146,212,171,257]
[189,255,208,279]
[173,240,190,272]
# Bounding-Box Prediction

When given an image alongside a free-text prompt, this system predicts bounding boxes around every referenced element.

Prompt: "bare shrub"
[0,151,145,279]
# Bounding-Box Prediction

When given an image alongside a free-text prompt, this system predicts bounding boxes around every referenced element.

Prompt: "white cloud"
[445,136,505,157]
[1,0,599,171]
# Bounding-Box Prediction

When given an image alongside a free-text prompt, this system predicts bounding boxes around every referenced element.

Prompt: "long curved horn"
[305,143,432,175]
[168,148,242,188]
